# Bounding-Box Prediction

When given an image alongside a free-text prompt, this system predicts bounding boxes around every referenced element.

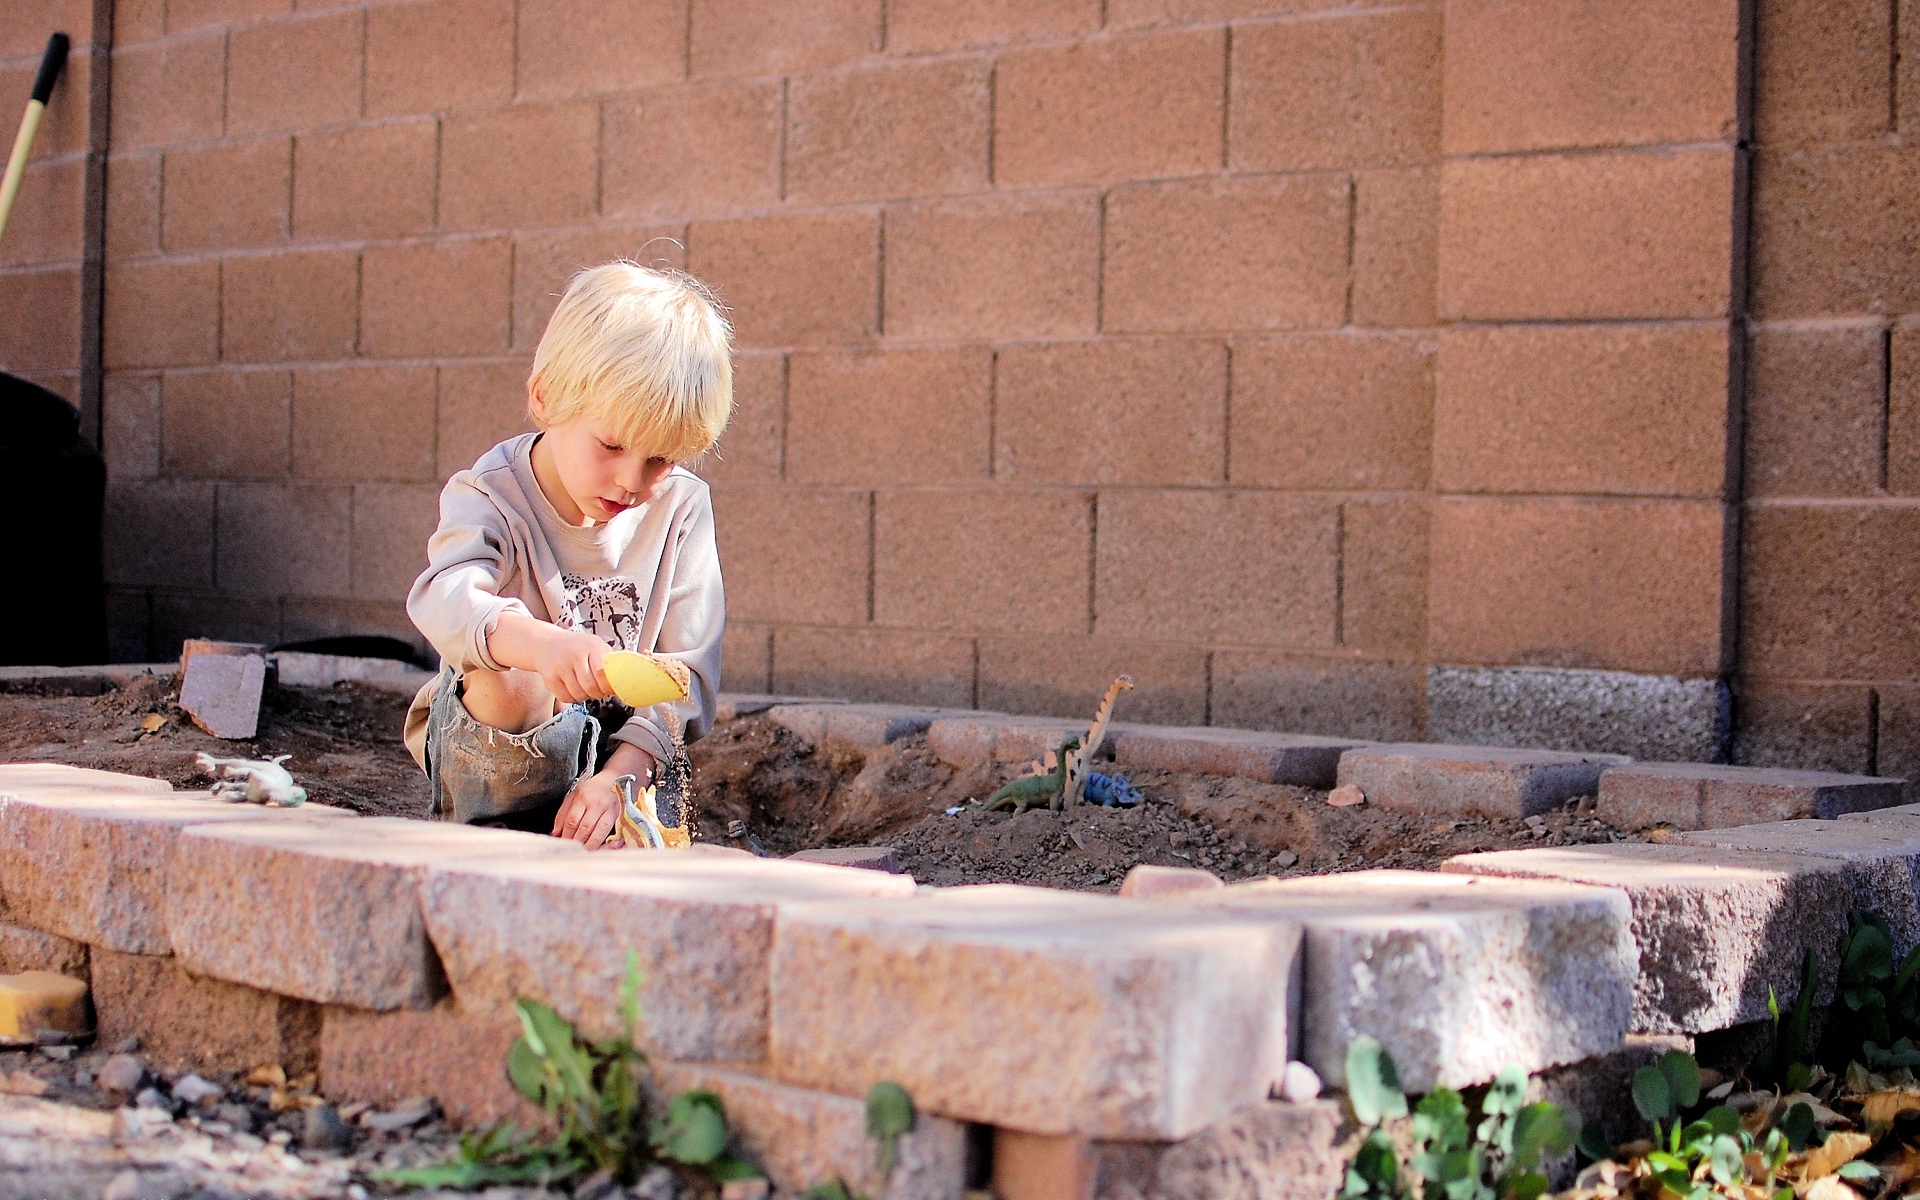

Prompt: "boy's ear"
[526,379,547,423]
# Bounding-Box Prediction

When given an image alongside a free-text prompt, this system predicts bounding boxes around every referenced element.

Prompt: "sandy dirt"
[0,678,1642,889]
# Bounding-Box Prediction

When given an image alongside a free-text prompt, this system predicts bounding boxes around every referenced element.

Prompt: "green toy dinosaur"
[979,675,1133,815]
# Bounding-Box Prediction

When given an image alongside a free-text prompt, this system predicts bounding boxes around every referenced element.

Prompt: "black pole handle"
[30,33,69,105]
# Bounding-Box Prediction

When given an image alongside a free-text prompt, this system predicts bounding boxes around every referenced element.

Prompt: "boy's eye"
[599,440,624,453]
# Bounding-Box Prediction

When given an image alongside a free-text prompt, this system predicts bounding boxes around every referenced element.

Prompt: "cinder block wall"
[0,0,1912,769]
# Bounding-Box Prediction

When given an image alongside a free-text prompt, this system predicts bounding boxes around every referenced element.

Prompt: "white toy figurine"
[194,752,308,807]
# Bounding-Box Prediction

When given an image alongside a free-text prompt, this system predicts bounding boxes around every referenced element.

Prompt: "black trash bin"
[0,372,106,665]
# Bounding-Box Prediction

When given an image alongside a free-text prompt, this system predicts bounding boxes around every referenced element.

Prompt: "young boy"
[403,262,730,847]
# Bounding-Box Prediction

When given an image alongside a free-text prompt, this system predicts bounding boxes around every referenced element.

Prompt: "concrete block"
[1600,762,1908,831]
[768,884,1301,1140]
[0,767,352,955]
[0,922,86,978]
[420,853,916,1063]
[786,846,903,874]
[271,652,433,695]
[765,703,971,752]
[714,693,845,723]
[1443,843,1851,1033]
[1672,820,1920,954]
[1844,803,1920,823]
[1084,1099,1354,1200]
[319,1001,535,1129]
[165,818,579,1010]
[1337,744,1631,819]
[179,651,265,739]
[91,948,322,1077]
[1116,726,1368,788]
[1180,870,1635,1093]
[1427,665,1729,763]
[925,713,1105,771]
[653,1062,967,1200]
[1119,865,1222,900]
[0,971,89,1045]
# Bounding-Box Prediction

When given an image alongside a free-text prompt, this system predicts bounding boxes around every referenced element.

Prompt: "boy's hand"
[491,613,614,705]
[554,744,658,849]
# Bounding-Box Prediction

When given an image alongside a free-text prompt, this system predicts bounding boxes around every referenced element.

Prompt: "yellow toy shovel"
[602,650,691,708]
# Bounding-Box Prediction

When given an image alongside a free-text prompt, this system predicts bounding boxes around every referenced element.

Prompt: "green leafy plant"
[1613,1047,1815,1200]
[1822,912,1920,1072]
[1751,949,1819,1093]
[1336,1038,1575,1200]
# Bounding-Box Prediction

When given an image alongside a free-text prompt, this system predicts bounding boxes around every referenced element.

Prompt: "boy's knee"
[459,668,556,734]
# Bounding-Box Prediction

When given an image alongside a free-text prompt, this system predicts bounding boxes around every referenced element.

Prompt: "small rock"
[114,1106,172,1139]
[96,1054,146,1093]
[0,1069,47,1096]
[170,1074,222,1106]
[1523,814,1546,829]
[33,1027,71,1046]
[574,1167,621,1200]
[719,1180,770,1200]
[135,1086,174,1111]
[630,1165,682,1200]
[300,1103,353,1152]
[244,1064,285,1088]
[1327,784,1366,808]
[362,1096,437,1133]
[1278,1061,1322,1104]
[101,1168,143,1200]
[1119,864,1224,899]
[73,1067,92,1088]
[1272,849,1299,868]
[113,1037,141,1054]
[39,1044,75,1062]
[216,1102,257,1132]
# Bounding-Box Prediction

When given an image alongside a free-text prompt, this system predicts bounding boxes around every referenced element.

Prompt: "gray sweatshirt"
[405,432,724,766]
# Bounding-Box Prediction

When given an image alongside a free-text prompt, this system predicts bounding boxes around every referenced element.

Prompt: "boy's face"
[531,411,676,526]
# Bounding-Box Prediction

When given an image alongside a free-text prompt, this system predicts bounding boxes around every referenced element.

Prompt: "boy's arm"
[485,611,616,705]
[607,487,724,764]
[407,478,533,673]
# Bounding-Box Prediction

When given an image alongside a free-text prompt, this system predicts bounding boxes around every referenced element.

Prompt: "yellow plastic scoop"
[603,651,691,708]
[0,971,89,1045]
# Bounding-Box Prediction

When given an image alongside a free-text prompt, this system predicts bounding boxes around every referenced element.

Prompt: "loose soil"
[0,677,1645,888]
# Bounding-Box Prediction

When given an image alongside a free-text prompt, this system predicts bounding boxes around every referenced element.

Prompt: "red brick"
[104,260,219,368]
[995,339,1225,485]
[1439,148,1735,321]
[995,1131,1095,1200]
[0,52,90,158]
[1751,143,1920,319]
[1443,0,1740,155]
[292,120,437,241]
[1,267,82,373]
[689,212,879,348]
[1342,497,1429,656]
[216,482,352,597]
[515,0,685,101]
[365,0,513,117]
[1745,324,1886,498]
[1213,651,1426,741]
[787,58,990,205]
[771,627,976,707]
[875,489,1089,633]
[161,368,292,478]
[1433,323,1731,498]
[1740,504,1920,680]
[688,0,880,79]
[439,102,598,230]
[1230,332,1432,490]
[104,373,163,481]
[166,0,289,33]
[787,349,990,483]
[603,81,783,221]
[1353,168,1437,328]
[714,488,871,623]
[1733,681,1875,775]
[106,153,162,258]
[220,248,359,363]
[437,360,534,477]
[92,948,321,1078]
[360,237,512,359]
[352,483,440,599]
[995,28,1224,187]
[110,34,224,151]
[1103,175,1350,333]
[320,1002,536,1129]
[1097,490,1339,646]
[291,363,437,481]
[978,634,1206,725]
[722,623,774,693]
[0,158,85,267]
[1754,0,1893,144]
[1893,325,1920,495]
[886,0,1099,52]
[693,351,782,486]
[1880,683,1920,782]
[161,138,290,251]
[883,193,1099,341]
[1231,8,1439,172]
[226,11,363,136]
[511,223,688,349]
[103,481,215,588]
[1429,497,1728,675]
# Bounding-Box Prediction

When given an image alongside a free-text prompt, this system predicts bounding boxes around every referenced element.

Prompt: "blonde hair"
[528,261,733,463]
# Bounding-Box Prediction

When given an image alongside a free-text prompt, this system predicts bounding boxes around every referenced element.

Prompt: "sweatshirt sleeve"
[609,489,724,761]
[406,475,532,673]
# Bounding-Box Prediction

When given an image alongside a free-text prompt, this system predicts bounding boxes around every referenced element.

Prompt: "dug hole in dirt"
[0,673,1644,888]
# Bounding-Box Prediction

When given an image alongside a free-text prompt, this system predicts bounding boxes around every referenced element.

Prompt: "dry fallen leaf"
[1863,1088,1920,1128]
[1802,1131,1876,1180]
[0,1070,47,1096]
[1803,1174,1862,1200]
[139,713,164,732]
[244,1064,285,1088]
